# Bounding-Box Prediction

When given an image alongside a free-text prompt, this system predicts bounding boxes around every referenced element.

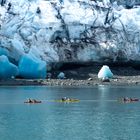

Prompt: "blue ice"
[57,72,65,79]
[18,54,47,79]
[0,48,9,56]
[0,55,19,79]
[98,65,113,79]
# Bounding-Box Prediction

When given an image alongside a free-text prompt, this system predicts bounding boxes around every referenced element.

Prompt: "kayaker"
[123,97,129,102]
[24,99,41,103]
[28,98,32,103]
[62,97,67,101]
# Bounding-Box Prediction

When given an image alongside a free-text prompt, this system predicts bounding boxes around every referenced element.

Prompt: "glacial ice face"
[18,54,47,79]
[0,55,19,79]
[0,48,9,56]
[98,65,113,79]
[0,0,140,63]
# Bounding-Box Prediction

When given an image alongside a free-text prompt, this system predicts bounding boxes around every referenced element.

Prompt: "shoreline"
[0,66,140,87]
[0,76,140,87]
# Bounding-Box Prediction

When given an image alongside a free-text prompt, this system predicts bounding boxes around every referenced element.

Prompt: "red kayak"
[130,98,139,102]
[24,100,42,104]
[123,98,139,102]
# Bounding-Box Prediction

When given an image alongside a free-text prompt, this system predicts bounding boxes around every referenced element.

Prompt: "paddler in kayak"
[61,97,70,101]
[122,97,139,102]
[24,98,42,103]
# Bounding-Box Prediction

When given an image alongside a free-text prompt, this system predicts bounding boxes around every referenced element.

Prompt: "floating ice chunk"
[19,54,47,79]
[57,72,65,79]
[98,65,113,79]
[0,55,19,79]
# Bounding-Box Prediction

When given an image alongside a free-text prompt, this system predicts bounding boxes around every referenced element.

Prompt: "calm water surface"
[0,86,140,140]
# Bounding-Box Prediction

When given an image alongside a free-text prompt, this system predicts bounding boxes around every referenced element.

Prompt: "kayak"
[55,99,80,103]
[24,101,42,104]
[118,98,139,103]
[130,98,139,102]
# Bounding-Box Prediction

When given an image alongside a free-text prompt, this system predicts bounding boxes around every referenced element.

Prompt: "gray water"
[0,86,140,140]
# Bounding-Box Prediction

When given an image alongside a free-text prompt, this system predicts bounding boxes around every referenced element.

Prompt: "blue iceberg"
[0,55,19,79]
[98,65,113,79]
[57,72,65,79]
[19,54,47,79]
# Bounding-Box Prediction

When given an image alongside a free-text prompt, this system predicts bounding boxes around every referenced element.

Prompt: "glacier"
[18,54,47,79]
[0,55,19,79]
[0,0,140,66]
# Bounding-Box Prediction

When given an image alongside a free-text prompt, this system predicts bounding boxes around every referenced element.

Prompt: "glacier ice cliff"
[0,0,140,66]
[19,54,46,79]
[0,55,18,79]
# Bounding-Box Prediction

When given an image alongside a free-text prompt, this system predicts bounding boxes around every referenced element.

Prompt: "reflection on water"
[0,86,140,140]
